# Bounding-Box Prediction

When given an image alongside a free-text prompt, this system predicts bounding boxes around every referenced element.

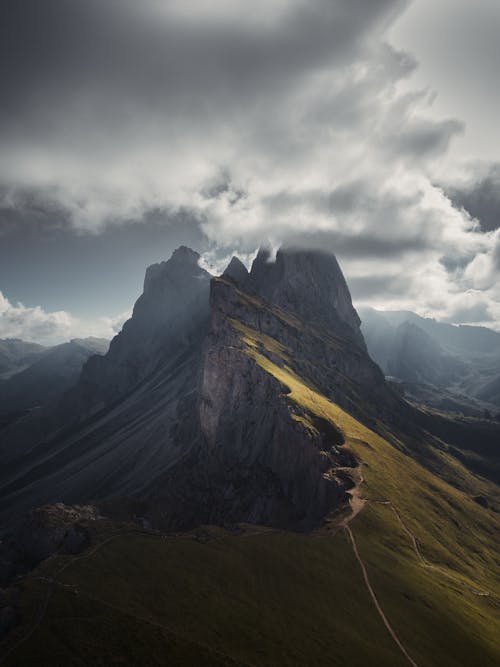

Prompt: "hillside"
[2,341,499,665]
[1,247,499,666]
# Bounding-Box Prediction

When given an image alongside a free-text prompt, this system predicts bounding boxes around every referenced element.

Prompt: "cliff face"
[73,246,211,412]
[248,247,366,349]
[0,248,211,527]
[0,245,397,533]
[196,277,355,529]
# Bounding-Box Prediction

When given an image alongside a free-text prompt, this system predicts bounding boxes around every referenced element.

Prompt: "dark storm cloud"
[493,236,500,272]
[0,0,406,141]
[439,252,475,274]
[280,227,429,259]
[0,0,419,237]
[445,164,500,232]
[0,186,71,237]
[2,0,498,332]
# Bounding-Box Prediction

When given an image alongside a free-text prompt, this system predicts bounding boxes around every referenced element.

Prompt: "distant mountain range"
[0,337,109,428]
[0,339,47,380]
[359,308,500,417]
[0,247,499,665]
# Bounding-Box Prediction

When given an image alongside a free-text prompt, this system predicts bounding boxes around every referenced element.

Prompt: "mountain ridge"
[1,245,499,665]
[0,246,393,531]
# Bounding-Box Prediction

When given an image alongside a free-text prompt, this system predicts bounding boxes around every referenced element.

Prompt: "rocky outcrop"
[194,276,356,530]
[248,246,366,348]
[0,244,401,534]
[0,504,98,586]
[222,256,249,284]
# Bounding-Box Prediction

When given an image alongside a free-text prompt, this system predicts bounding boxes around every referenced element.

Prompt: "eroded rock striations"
[0,245,396,534]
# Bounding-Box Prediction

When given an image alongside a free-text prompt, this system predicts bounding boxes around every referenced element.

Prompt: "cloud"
[0,0,416,232]
[443,300,494,325]
[442,162,500,232]
[0,291,129,345]
[0,291,74,344]
[1,0,499,329]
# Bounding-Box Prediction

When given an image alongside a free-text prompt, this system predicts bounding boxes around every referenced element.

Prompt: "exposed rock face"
[222,256,249,284]
[0,244,399,534]
[73,246,211,412]
[0,248,211,528]
[248,247,366,348]
[195,277,356,529]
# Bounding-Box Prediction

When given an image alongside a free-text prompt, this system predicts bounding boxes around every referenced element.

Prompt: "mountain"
[1,247,499,665]
[0,338,109,428]
[387,322,465,386]
[247,246,366,348]
[0,247,212,525]
[0,246,393,531]
[0,340,46,380]
[360,307,500,416]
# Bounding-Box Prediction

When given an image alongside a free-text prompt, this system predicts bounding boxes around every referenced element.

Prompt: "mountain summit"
[247,247,365,347]
[0,245,389,531]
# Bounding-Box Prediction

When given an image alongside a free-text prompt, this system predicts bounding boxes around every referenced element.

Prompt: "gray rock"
[0,245,400,533]
[248,246,366,348]
[222,256,249,285]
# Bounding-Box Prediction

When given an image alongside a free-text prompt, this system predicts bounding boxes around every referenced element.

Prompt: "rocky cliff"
[0,245,399,533]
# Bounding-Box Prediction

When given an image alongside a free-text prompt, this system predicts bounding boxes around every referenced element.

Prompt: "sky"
[1,0,500,344]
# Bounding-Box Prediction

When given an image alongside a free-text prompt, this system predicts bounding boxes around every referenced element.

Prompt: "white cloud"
[2,0,500,329]
[0,291,130,345]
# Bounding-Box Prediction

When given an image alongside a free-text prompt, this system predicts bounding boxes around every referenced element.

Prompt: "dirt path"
[374,500,493,599]
[345,525,419,667]
[327,465,418,665]
[338,466,366,527]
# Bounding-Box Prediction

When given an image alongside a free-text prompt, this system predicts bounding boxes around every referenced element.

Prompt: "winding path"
[376,500,493,599]
[339,472,419,667]
[345,525,419,667]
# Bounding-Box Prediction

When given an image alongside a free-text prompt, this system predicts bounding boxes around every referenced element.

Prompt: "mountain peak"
[249,245,365,347]
[143,246,205,292]
[222,256,249,284]
[171,245,200,263]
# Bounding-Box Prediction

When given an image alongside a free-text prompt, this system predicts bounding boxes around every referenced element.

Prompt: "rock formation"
[0,245,400,533]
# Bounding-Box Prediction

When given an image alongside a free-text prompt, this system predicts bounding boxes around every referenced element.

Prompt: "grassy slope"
[3,318,500,666]
[237,322,500,665]
[5,529,412,667]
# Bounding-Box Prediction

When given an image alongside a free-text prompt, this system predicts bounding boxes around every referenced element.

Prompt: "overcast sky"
[1,0,499,344]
